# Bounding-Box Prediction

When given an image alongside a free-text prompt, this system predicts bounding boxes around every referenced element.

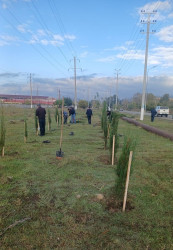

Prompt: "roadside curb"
[121,117,173,141]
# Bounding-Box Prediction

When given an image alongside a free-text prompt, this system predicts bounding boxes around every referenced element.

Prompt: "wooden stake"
[107,124,110,138]
[112,135,115,165]
[122,151,133,212]
[57,115,59,127]
[59,98,64,150]
[2,146,5,157]
[24,136,27,143]
[37,121,39,135]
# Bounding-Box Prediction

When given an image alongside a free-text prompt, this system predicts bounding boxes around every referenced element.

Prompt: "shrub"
[0,106,6,156]
[55,107,59,126]
[101,101,108,149]
[109,112,120,160]
[48,109,51,131]
[116,137,136,197]
[78,100,88,109]
[24,119,28,143]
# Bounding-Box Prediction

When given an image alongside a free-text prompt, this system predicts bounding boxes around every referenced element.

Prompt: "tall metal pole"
[74,56,77,110]
[140,11,156,120]
[115,69,120,108]
[58,88,61,100]
[30,73,33,109]
[88,87,90,107]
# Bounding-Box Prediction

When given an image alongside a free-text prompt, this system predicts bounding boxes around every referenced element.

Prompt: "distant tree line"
[53,92,172,112]
[120,93,172,111]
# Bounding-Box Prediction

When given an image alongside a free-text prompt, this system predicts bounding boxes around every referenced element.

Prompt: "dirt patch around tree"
[98,155,110,165]
[105,196,135,213]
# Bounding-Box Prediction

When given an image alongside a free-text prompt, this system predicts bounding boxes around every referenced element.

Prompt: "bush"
[24,119,28,143]
[101,101,108,149]
[48,109,51,131]
[116,137,136,197]
[78,100,88,109]
[109,112,120,160]
[0,106,6,155]
[55,107,59,125]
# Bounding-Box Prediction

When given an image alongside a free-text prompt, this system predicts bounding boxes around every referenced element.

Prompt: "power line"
[29,0,71,66]
[47,0,77,57]
[0,8,69,77]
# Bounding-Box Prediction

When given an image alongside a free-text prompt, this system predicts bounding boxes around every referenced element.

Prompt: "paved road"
[120,110,173,120]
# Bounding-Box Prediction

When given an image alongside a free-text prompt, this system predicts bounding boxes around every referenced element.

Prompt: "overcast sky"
[0,0,173,100]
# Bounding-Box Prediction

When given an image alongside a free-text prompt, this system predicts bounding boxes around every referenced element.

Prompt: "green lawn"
[0,106,172,249]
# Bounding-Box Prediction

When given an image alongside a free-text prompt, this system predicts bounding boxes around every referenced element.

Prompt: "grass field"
[0,106,173,249]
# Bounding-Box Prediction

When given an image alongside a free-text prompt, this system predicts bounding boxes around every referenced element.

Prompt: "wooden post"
[122,151,133,212]
[107,124,110,138]
[112,135,115,165]
[59,98,64,150]
[2,146,5,157]
[57,115,59,127]
[24,136,27,143]
[37,120,39,136]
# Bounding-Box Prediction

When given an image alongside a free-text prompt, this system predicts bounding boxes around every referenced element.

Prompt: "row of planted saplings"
[101,101,136,211]
[0,107,61,157]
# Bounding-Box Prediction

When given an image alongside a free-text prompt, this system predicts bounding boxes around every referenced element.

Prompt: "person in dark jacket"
[86,106,93,124]
[151,108,157,122]
[36,104,46,135]
[68,107,76,123]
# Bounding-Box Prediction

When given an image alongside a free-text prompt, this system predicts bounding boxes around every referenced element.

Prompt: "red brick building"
[0,94,56,105]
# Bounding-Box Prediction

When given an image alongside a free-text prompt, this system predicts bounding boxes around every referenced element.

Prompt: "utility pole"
[58,88,61,100]
[74,56,77,110]
[115,69,120,109]
[69,56,82,110]
[140,10,156,120]
[30,73,33,109]
[36,85,39,105]
[87,87,90,107]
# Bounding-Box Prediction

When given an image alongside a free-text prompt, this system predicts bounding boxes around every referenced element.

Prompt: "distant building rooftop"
[0,94,53,100]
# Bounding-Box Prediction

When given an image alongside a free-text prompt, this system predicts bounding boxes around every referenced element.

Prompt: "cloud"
[97,55,117,62]
[117,49,144,60]
[157,25,173,42]
[17,24,28,33]
[37,29,46,36]
[64,34,76,40]
[53,34,64,41]
[125,41,134,46]
[0,72,22,78]
[80,51,88,58]
[28,30,76,46]
[105,46,127,51]
[2,3,7,9]
[0,34,20,46]
[97,44,173,70]
[1,73,173,99]
[138,1,172,21]
[168,13,173,18]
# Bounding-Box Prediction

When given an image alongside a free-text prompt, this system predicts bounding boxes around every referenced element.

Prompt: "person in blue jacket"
[86,106,93,124]
[151,108,157,122]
